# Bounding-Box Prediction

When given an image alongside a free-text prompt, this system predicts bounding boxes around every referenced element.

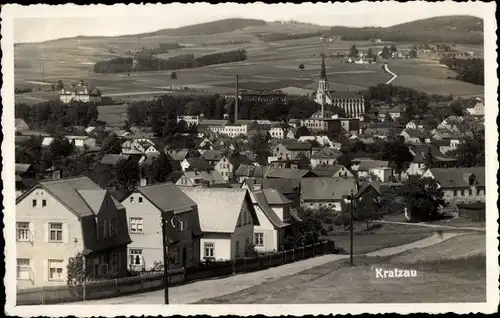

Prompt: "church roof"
[320,54,327,81]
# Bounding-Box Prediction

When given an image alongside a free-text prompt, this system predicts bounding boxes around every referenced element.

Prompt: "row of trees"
[15,100,99,133]
[257,32,323,42]
[337,30,483,45]
[94,49,247,73]
[439,57,484,86]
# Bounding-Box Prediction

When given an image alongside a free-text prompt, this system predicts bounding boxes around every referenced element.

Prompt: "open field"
[197,233,486,304]
[15,24,484,105]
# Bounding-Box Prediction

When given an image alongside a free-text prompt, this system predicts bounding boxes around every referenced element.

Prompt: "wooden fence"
[17,240,335,305]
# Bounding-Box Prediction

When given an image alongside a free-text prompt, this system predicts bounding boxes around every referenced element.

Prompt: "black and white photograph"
[2,2,498,316]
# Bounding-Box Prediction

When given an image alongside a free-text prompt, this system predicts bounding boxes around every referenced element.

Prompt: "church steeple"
[320,53,327,81]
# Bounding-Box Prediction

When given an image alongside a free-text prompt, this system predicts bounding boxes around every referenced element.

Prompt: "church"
[313,54,365,119]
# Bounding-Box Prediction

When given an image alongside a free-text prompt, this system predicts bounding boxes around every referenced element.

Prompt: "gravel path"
[78,233,460,305]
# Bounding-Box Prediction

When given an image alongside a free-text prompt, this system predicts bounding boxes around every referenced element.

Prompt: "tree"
[114,158,140,193]
[56,80,64,90]
[148,151,173,184]
[367,48,374,58]
[390,44,398,53]
[244,243,259,257]
[424,147,434,170]
[175,119,188,134]
[100,133,122,155]
[296,153,311,170]
[249,130,270,163]
[381,46,391,59]
[449,129,485,167]
[294,125,311,138]
[381,140,413,177]
[349,45,359,58]
[398,177,445,222]
[67,252,88,286]
[296,208,323,245]
[450,101,465,116]
[170,72,178,89]
[298,63,305,71]
[355,195,383,230]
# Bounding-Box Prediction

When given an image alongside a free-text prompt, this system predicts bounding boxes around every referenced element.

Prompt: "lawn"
[196,233,486,304]
[14,29,484,103]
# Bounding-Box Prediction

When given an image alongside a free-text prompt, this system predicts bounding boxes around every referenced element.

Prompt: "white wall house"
[121,183,202,271]
[59,82,102,104]
[15,177,130,289]
[209,124,248,138]
[65,136,97,149]
[180,187,259,261]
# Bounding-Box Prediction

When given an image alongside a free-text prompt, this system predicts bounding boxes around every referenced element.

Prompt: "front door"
[182,246,187,268]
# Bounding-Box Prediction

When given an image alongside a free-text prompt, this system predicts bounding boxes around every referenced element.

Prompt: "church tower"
[315,54,330,118]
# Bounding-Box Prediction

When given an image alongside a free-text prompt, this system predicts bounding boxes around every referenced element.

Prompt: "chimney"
[235,74,239,122]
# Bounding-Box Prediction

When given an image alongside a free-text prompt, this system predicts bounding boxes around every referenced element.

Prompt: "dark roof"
[265,167,316,179]
[262,178,300,194]
[429,167,485,188]
[201,150,225,162]
[185,157,213,171]
[136,183,196,214]
[410,144,455,163]
[262,188,293,205]
[166,149,190,161]
[100,154,131,166]
[251,190,288,228]
[300,177,358,201]
[235,165,272,178]
[284,142,312,151]
[311,147,343,159]
[312,164,348,177]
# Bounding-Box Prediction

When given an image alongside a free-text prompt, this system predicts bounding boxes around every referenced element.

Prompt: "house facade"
[16,177,130,289]
[180,188,259,261]
[59,82,102,104]
[310,147,343,168]
[121,183,202,271]
[422,168,485,205]
[272,142,312,160]
[300,177,358,212]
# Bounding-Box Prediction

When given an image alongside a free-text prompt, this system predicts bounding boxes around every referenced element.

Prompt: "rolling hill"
[331,15,483,44]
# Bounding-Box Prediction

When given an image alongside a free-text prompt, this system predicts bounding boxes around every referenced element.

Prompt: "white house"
[369,167,394,182]
[65,135,97,149]
[59,81,102,104]
[247,189,301,253]
[121,139,158,155]
[310,147,343,168]
[466,98,485,117]
[15,177,130,289]
[120,183,202,271]
[180,187,259,261]
[209,124,249,138]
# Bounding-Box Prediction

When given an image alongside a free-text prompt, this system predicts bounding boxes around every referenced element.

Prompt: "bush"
[244,243,259,258]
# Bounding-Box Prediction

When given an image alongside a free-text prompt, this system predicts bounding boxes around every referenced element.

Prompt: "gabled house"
[406,144,457,177]
[175,170,227,187]
[438,116,465,130]
[200,150,225,166]
[399,129,428,144]
[197,138,213,150]
[271,141,312,160]
[265,167,317,180]
[388,105,404,120]
[15,118,30,131]
[122,139,158,155]
[180,188,259,261]
[422,167,485,205]
[235,165,273,183]
[15,163,37,196]
[310,147,343,168]
[312,164,353,178]
[120,183,203,271]
[249,189,301,253]
[300,177,358,212]
[16,177,131,289]
[180,157,213,172]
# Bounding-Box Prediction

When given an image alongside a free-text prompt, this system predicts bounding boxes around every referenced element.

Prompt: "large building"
[225,89,287,104]
[59,81,102,104]
[313,55,365,118]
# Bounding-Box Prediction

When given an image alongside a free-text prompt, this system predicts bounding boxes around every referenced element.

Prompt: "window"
[48,259,64,281]
[130,196,134,203]
[16,222,30,242]
[32,200,37,207]
[468,189,472,196]
[254,233,264,246]
[460,190,465,196]
[235,241,240,257]
[187,243,193,260]
[477,188,480,195]
[17,259,30,280]
[49,223,63,242]
[176,216,184,232]
[453,190,458,197]
[111,252,117,273]
[129,217,143,233]
[103,219,108,238]
[109,218,117,237]
[42,199,47,207]
[283,209,290,222]
[138,197,143,203]
[130,249,143,266]
[204,242,214,258]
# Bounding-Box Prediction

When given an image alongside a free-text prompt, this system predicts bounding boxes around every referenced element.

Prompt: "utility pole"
[348,189,355,266]
[161,212,170,304]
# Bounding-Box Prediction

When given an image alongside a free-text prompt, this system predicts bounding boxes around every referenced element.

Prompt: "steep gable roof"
[300,177,358,201]
[266,167,316,179]
[185,157,213,171]
[428,167,485,188]
[262,188,293,205]
[135,182,196,214]
[251,190,288,228]
[180,187,258,233]
[311,147,343,159]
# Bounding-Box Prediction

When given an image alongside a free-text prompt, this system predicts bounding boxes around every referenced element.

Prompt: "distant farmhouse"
[59,80,102,104]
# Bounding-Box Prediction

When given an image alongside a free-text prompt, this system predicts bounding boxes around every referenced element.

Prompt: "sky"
[11,2,487,43]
